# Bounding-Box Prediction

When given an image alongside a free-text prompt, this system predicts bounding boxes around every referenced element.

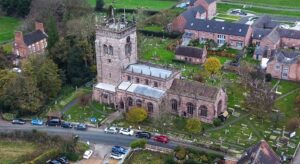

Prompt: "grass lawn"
[224,0,300,8]
[64,101,113,123]
[88,0,179,10]
[143,25,164,32]
[217,3,300,18]
[0,139,37,163]
[125,150,169,164]
[209,55,232,64]
[0,16,21,44]
[214,13,240,22]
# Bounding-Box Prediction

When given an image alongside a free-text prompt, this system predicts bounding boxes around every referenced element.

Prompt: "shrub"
[286,117,300,132]
[126,107,148,124]
[175,146,186,160]
[265,73,272,82]
[213,119,222,127]
[130,139,147,149]
[62,152,80,161]
[2,113,16,121]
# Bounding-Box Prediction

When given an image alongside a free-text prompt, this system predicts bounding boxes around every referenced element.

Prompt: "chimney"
[15,31,24,44]
[35,21,44,32]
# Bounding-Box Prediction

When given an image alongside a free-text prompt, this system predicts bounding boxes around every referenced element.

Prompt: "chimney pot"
[35,21,45,32]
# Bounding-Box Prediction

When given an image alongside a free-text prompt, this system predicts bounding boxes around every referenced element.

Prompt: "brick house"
[172,0,216,32]
[175,45,207,64]
[92,16,227,123]
[13,22,48,58]
[266,49,300,81]
[184,20,253,49]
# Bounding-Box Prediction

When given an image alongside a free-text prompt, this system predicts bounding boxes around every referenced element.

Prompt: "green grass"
[0,139,37,163]
[217,3,300,17]
[224,0,300,8]
[0,16,21,44]
[88,0,179,10]
[209,55,232,64]
[64,101,113,123]
[143,25,164,32]
[125,150,169,164]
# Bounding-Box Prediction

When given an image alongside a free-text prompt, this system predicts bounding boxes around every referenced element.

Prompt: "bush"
[28,149,60,164]
[130,139,147,149]
[62,152,80,161]
[265,73,272,82]
[2,113,16,121]
[175,146,186,160]
[286,117,300,132]
[213,119,222,127]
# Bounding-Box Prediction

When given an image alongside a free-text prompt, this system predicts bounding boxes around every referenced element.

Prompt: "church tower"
[95,14,137,86]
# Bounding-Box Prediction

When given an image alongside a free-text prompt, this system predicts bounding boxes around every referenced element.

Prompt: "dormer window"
[191,23,194,26]
[258,34,262,38]
[207,25,210,28]
[239,29,242,32]
[222,27,225,30]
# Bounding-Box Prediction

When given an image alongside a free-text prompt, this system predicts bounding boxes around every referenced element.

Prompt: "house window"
[256,41,260,47]
[217,34,226,46]
[200,37,207,43]
[109,45,113,55]
[237,41,243,48]
[103,94,108,99]
[145,79,149,85]
[127,97,133,106]
[154,81,158,87]
[103,44,108,54]
[136,77,140,83]
[127,75,131,81]
[147,102,153,113]
[108,59,111,63]
[187,103,194,116]
[136,99,142,107]
[199,105,208,117]
[275,64,281,71]
[171,99,177,112]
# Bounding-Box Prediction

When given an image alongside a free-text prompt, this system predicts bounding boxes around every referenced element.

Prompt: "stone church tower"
[95,17,137,86]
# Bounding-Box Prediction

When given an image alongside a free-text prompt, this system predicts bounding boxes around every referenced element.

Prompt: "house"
[13,22,48,58]
[175,46,207,64]
[172,0,216,32]
[237,140,281,164]
[92,15,227,123]
[184,19,253,49]
[266,49,300,81]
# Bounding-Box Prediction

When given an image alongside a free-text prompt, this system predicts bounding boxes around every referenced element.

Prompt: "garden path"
[206,113,250,132]
[61,98,79,113]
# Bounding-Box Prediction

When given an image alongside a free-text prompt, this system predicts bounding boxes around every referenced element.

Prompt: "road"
[0,122,225,156]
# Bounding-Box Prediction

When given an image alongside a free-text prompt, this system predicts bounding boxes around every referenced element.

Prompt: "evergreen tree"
[95,0,105,11]
[47,16,59,50]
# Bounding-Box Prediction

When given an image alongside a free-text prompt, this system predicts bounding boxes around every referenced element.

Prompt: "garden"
[0,16,21,44]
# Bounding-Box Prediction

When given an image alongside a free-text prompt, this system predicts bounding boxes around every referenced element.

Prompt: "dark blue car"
[112,146,127,154]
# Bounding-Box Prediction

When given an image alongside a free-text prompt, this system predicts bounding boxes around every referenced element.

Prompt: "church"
[92,16,227,123]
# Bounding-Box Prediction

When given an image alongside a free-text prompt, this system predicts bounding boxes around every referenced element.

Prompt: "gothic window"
[127,97,133,106]
[171,99,177,111]
[127,75,131,81]
[217,100,222,115]
[109,45,113,55]
[147,102,153,113]
[136,77,140,83]
[136,99,142,107]
[125,36,132,55]
[187,102,194,115]
[154,81,158,87]
[103,94,108,99]
[103,44,108,54]
[145,79,149,85]
[199,105,208,117]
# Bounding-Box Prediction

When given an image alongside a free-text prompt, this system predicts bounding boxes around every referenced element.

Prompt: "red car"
[153,135,169,143]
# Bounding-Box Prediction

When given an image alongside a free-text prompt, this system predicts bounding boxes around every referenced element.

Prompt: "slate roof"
[238,140,281,164]
[275,49,300,64]
[204,0,216,4]
[263,28,281,44]
[168,79,219,101]
[252,28,272,40]
[181,5,206,19]
[23,30,47,46]
[175,46,204,59]
[185,19,250,37]
[278,28,300,39]
[252,15,278,29]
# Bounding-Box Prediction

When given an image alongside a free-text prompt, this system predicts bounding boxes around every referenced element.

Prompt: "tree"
[204,57,222,75]
[186,118,202,134]
[0,0,32,17]
[0,47,10,69]
[295,94,300,117]
[95,0,105,11]
[47,16,59,50]
[22,55,62,100]
[286,117,300,132]
[126,107,148,124]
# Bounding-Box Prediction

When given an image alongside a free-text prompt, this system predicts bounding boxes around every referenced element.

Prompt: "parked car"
[83,150,93,159]
[11,119,26,125]
[46,118,61,126]
[110,152,124,160]
[46,159,61,164]
[119,128,134,136]
[135,131,151,139]
[75,123,87,130]
[153,135,169,143]
[112,146,128,154]
[31,119,43,126]
[104,126,119,134]
[61,122,73,128]
[56,156,68,164]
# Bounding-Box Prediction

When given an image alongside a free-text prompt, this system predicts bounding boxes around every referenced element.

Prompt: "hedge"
[138,30,181,39]
[26,149,60,164]
[1,113,16,121]
[130,139,147,149]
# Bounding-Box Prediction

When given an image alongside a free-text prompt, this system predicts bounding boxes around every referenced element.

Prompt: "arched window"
[119,101,124,109]
[126,36,131,43]
[217,100,222,115]
[171,99,177,111]
[109,45,113,55]
[136,77,140,83]
[127,97,133,106]
[187,103,194,115]
[125,36,132,55]
[199,105,208,117]
[147,102,153,113]
[103,44,108,54]
[136,99,142,107]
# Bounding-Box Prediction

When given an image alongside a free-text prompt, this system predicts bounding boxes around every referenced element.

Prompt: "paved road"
[0,122,225,156]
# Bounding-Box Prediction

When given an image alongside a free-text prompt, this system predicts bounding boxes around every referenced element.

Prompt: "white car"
[83,150,93,159]
[104,126,119,134]
[110,152,124,160]
[119,128,134,136]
